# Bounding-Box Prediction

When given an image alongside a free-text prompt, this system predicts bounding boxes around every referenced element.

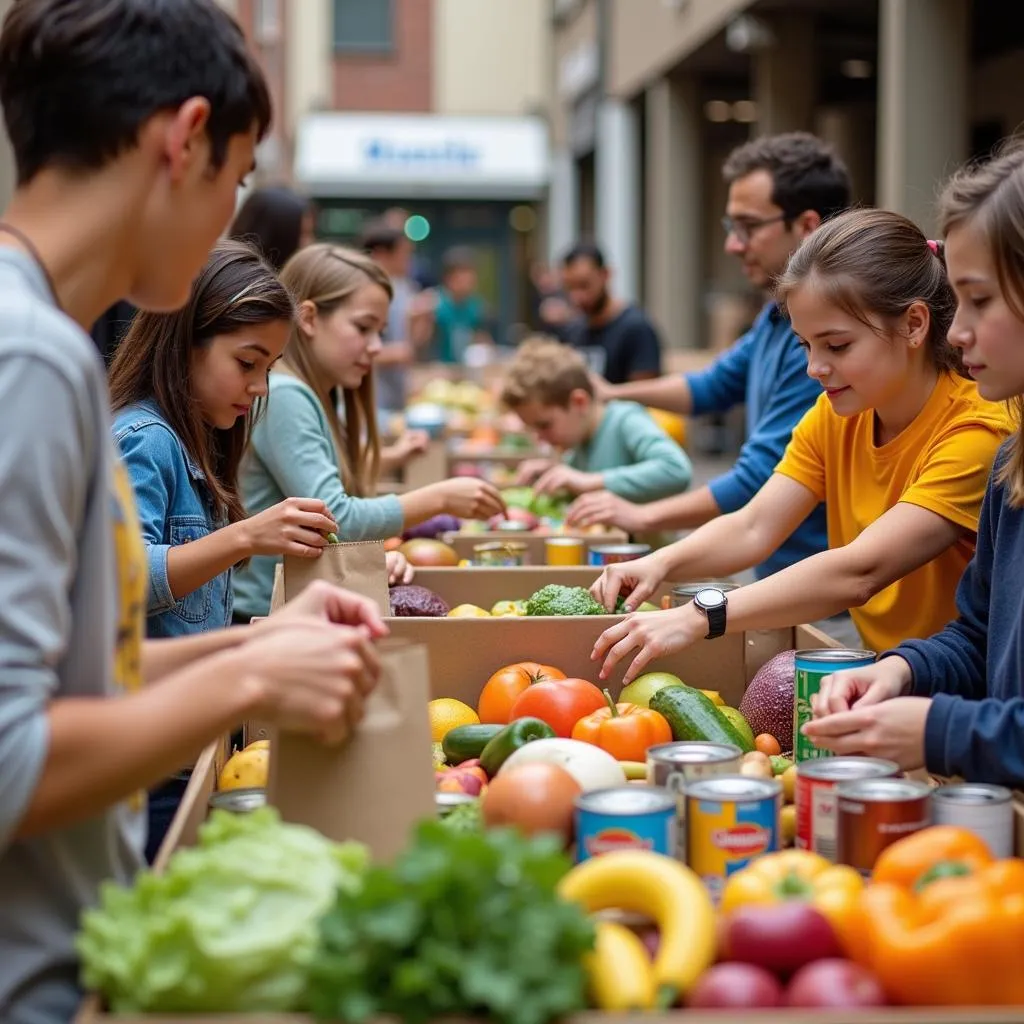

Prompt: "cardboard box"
[443,530,630,564]
[76,617,1024,1023]
[410,566,692,611]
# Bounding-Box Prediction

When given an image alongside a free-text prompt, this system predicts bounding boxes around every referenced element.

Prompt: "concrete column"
[285,0,332,133]
[0,0,13,209]
[815,104,876,205]
[753,13,816,135]
[877,0,969,235]
[548,148,579,265]
[596,98,640,304]
[644,74,702,350]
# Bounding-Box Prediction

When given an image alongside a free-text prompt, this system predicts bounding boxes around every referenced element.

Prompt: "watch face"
[695,587,726,609]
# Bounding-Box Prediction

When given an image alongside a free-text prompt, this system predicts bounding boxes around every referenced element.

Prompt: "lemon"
[218,746,268,791]
[447,603,491,617]
[428,698,480,742]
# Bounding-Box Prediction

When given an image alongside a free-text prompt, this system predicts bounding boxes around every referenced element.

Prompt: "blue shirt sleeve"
[252,379,404,541]
[706,330,821,513]
[113,422,179,614]
[685,330,754,416]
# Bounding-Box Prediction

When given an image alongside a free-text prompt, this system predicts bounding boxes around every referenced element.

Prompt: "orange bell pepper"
[719,849,864,951]
[571,690,672,762]
[851,858,1024,1005]
[871,825,993,889]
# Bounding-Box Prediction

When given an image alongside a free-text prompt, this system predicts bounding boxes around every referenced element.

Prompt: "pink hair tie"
[927,239,940,254]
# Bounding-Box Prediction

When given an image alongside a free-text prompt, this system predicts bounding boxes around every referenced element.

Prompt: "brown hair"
[501,337,594,409]
[109,238,294,525]
[776,207,962,376]
[940,139,1024,507]
[278,243,393,497]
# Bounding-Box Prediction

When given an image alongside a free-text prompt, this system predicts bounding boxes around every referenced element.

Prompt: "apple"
[687,963,785,1009]
[721,903,843,977]
[786,959,888,1008]
[619,671,683,709]
[490,506,538,530]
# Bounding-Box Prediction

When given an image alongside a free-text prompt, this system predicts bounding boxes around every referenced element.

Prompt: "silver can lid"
[648,741,741,764]
[795,648,876,664]
[933,783,1012,805]
[686,775,782,801]
[835,777,931,802]
[208,787,267,813]
[796,756,900,781]
[576,785,675,814]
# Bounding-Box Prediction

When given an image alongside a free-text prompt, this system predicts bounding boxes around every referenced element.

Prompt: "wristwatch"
[692,587,728,640]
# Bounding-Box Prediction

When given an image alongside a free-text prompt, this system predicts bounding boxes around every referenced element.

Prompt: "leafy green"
[438,799,483,833]
[526,583,606,617]
[77,807,368,1013]
[498,487,570,522]
[500,486,535,511]
[309,820,594,1024]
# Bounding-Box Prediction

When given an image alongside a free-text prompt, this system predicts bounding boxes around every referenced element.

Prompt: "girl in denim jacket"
[109,239,367,860]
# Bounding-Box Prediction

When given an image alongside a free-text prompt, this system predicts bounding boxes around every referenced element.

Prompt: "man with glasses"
[574,132,850,583]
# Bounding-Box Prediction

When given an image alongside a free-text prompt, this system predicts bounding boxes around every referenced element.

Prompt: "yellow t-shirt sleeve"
[774,393,829,501]
[900,420,1009,532]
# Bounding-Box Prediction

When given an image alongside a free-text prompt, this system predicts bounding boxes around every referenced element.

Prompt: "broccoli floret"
[525,584,606,617]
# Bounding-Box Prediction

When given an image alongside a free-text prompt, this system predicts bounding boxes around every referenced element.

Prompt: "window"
[254,0,281,44]
[333,0,394,53]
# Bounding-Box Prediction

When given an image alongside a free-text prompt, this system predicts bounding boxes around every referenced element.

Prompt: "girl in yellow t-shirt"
[590,207,1013,683]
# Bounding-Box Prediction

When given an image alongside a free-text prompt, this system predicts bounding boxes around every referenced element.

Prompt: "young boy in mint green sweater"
[503,338,692,503]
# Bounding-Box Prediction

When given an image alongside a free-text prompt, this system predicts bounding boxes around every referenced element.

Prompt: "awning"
[294,112,551,200]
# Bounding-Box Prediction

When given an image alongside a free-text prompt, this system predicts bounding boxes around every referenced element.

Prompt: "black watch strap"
[704,602,727,639]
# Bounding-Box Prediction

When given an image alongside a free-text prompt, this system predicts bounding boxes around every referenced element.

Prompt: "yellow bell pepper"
[720,849,864,950]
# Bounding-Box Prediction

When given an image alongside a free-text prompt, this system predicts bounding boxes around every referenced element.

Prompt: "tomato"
[754,733,782,756]
[477,661,567,724]
[508,678,607,737]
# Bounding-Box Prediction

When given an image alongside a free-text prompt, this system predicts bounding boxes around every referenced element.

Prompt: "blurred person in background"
[528,260,573,341]
[360,220,435,415]
[229,184,315,271]
[432,245,492,364]
[560,241,662,384]
[572,133,851,584]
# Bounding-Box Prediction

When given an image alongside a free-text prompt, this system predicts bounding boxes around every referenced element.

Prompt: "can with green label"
[794,648,875,762]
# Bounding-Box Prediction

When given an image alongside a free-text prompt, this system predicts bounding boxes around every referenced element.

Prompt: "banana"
[558,850,716,1004]
[618,760,648,781]
[584,920,656,1011]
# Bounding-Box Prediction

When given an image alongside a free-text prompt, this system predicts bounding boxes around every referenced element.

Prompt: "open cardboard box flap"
[78,620,1024,1023]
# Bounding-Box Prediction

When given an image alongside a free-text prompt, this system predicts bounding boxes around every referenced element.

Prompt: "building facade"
[547,0,1024,351]
[231,0,553,342]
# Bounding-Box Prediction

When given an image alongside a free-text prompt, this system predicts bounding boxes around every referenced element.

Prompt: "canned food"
[575,785,676,862]
[932,783,1013,858]
[795,757,900,860]
[836,777,931,876]
[685,776,781,904]
[588,543,651,567]
[647,742,743,861]
[435,791,478,818]
[794,649,875,762]
[670,582,739,607]
[473,541,528,567]
[208,787,266,813]
[545,536,586,566]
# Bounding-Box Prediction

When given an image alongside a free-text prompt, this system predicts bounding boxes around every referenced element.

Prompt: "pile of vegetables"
[525,585,606,617]
[77,808,368,1013]
[308,821,594,1024]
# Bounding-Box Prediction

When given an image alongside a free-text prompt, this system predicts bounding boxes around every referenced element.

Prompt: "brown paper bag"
[269,540,391,612]
[267,638,435,861]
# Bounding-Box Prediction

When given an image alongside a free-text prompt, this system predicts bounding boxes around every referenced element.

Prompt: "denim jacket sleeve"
[113,421,179,614]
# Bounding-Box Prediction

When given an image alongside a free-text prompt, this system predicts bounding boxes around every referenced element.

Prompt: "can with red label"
[795,757,900,861]
[574,785,676,862]
[685,776,781,905]
[836,777,932,876]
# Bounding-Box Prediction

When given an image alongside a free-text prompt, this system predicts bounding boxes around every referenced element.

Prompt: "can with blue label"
[574,785,676,862]
[795,648,876,762]
[685,776,781,905]
[587,543,651,567]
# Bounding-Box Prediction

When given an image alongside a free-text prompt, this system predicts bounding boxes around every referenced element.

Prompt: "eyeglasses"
[721,214,787,243]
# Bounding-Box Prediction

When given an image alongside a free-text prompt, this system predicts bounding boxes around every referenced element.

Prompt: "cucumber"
[442,724,503,764]
[650,685,754,753]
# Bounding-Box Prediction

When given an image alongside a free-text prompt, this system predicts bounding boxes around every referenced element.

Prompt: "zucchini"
[650,685,754,753]
[442,724,503,764]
